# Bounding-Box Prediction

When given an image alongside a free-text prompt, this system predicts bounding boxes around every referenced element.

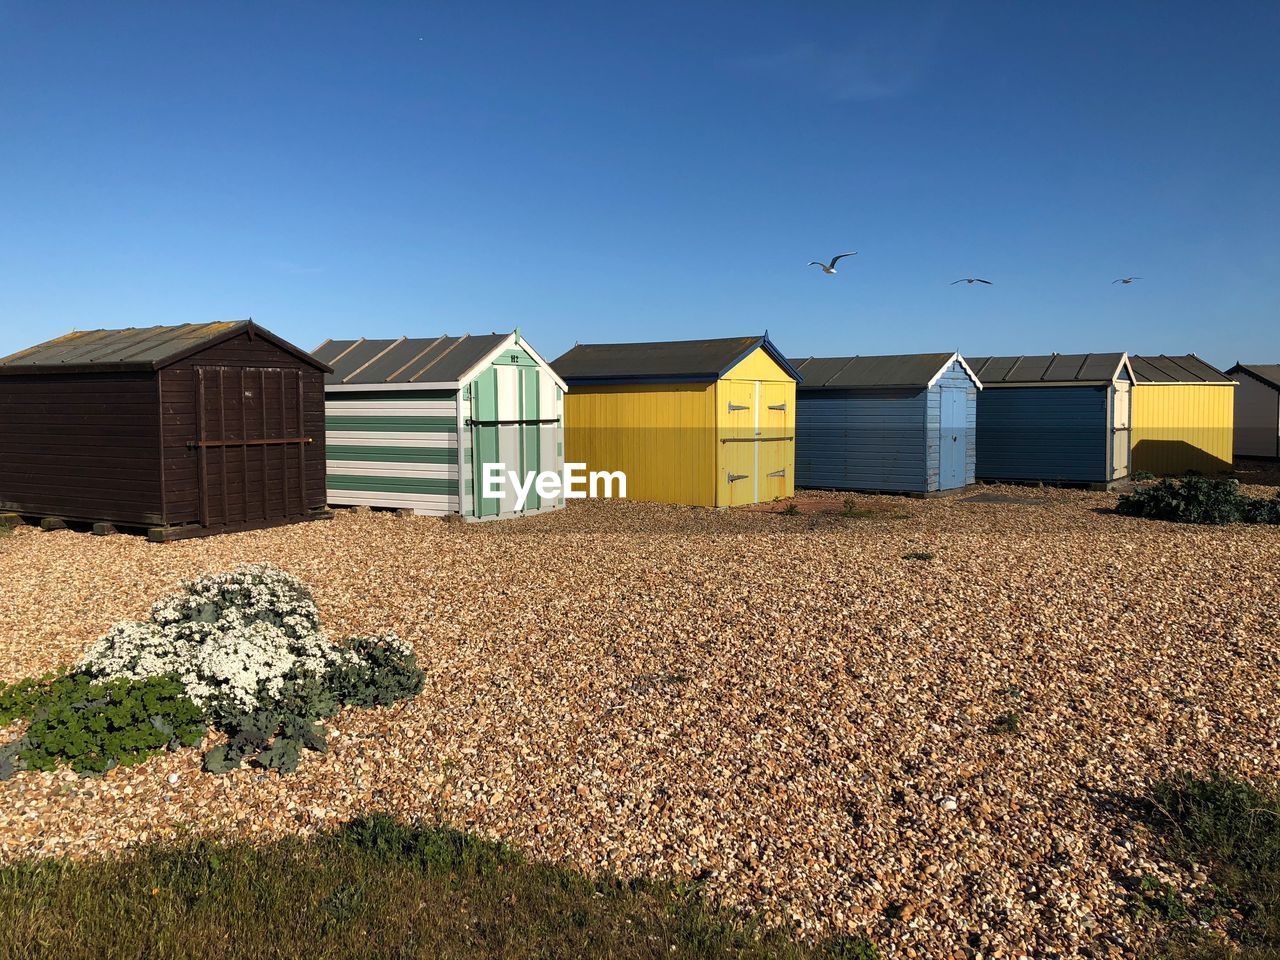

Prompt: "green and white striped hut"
[312,332,567,520]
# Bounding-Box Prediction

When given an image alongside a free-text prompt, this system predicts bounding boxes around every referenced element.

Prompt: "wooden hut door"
[939,387,968,490]
[194,366,310,528]
[1111,380,1131,480]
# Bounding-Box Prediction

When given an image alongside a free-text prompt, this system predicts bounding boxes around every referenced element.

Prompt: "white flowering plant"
[77,563,424,774]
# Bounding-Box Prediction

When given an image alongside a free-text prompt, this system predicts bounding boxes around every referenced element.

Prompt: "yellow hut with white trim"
[1130,354,1235,475]
[553,335,799,507]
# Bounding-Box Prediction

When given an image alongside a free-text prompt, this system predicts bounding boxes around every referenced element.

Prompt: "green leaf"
[202,744,241,775]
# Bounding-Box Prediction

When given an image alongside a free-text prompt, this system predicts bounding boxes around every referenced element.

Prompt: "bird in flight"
[1113,277,1142,284]
[951,278,993,285]
[808,252,857,275]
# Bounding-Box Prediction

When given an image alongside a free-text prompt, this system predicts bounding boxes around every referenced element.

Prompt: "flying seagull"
[1113,277,1142,284]
[951,278,993,285]
[808,252,857,274]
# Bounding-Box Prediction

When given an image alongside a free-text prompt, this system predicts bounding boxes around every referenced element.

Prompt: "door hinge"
[767,403,787,411]
[728,472,749,483]
[767,469,786,478]
[728,402,750,412]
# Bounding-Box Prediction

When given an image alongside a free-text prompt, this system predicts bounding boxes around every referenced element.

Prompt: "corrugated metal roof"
[790,353,961,389]
[312,334,510,385]
[0,320,327,374]
[967,353,1128,384]
[1228,363,1280,392]
[553,335,799,383]
[1130,354,1233,384]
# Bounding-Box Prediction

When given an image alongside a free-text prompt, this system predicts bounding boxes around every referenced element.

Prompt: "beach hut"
[1226,363,1280,458]
[1129,355,1235,474]
[0,320,331,539]
[312,332,566,520]
[789,353,981,494]
[553,334,799,507]
[968,353,1134,487]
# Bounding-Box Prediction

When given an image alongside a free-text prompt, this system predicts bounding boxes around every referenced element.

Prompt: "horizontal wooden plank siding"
[327,474,456,495]
[326,444,458,463]
[977,385,1109,483]
[0,372,164,524]
[326,415,457,432]
[795,388,930,492]
[324,389,462,514]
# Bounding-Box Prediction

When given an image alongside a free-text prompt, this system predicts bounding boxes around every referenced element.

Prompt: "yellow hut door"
[719,380,757,506]
[759,382,793,501]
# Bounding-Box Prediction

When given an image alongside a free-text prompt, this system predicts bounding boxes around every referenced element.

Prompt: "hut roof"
[1129,354,1233,384]
[313,334,512,386]
[0,321,327,375]
[553,335,799,385]
[967,353,1131,385]
[1226,363,1280,392]
[789,353,979,390]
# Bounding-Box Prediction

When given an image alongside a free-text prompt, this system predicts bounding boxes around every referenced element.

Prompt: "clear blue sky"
[1,2,1277,368]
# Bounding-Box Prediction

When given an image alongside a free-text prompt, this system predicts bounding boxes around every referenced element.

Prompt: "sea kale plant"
[0,564,424,779]
[1116,476,1280,525]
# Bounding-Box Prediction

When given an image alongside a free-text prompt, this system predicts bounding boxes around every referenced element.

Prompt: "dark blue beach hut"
[968,353,1134,487]
[790,353,981,494]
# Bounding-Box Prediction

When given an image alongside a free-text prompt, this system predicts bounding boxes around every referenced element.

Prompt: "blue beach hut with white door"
[789,353,981,494]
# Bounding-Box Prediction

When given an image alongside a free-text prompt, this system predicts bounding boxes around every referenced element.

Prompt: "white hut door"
[1112,380,1131,480]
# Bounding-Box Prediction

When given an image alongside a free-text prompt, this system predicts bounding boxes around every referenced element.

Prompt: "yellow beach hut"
[1129,354,1236,475]
[552,335,799,507]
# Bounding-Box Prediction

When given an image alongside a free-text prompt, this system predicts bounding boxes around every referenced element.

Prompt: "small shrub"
[989,711,1022,734]
[1127,875,1189,922]
[2,565,424,779]
[781,503,800,516]
[902,551,934,561]
[0,674,204,778]
[0,671,65,726]
[1116,477,1280,526]
[1132,470,1156,482]
[329,634,425,708]
[80,564,351,716]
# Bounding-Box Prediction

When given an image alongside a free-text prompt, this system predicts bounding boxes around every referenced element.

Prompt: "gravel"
[1,486,1277,959]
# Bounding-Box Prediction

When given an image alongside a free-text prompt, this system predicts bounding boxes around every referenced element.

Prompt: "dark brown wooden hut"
[0,320,332,539]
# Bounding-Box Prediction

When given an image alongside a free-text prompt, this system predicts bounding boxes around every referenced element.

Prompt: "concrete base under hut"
[38,517,67,531]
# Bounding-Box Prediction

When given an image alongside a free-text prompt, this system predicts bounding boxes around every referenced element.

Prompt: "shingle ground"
[1,487,1278,959]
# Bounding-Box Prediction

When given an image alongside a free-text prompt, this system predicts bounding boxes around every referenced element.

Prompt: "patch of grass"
[1128,875,1190,922]
[1139,772,1280,959]
[988,711,1022,734]
[841,497,867,518]
[823,935,880,959]
[0,815,872,959]
[901,551,934,561]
